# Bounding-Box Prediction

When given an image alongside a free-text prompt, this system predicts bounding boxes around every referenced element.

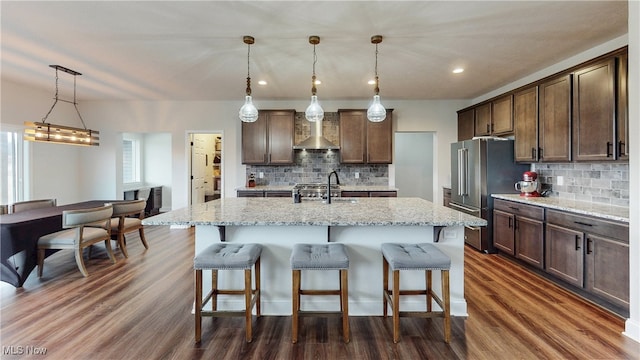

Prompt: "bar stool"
[290,243,350,344]
[381,243,451,343]
[194,243,262,343]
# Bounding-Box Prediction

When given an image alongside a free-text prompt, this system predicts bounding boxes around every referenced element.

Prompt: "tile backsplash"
[246,112,388,186]
[533,163,629,206]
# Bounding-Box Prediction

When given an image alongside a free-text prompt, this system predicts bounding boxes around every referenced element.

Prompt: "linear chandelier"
[24,65,99,146]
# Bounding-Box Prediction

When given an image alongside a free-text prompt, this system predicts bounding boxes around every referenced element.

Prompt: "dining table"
[0,200,114,287]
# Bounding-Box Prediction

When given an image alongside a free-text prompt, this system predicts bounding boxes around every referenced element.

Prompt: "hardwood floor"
[1,225,639,359]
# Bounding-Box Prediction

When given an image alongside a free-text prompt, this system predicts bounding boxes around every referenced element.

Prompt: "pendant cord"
[311,43,317,96]
[374,43,380,95]
[246,42,252,96]
[41,67,88,129]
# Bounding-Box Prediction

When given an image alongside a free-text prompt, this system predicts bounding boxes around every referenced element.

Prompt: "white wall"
[0,86,464,209]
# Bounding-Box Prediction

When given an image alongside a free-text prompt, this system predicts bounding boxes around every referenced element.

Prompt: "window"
[0,128,25,204]
[123,138,141,184]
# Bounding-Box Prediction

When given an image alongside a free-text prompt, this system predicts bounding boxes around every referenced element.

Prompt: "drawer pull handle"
[573,221,593,227]
[509,206,519,211]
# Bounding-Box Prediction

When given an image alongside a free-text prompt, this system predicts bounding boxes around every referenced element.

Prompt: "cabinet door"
[267,110,294,164]
[457,109,475,141]
[339,110,366,163]
[366,109,393,164]
[241,113,268,164]
[573,59,616,161]
[617,54,628,160]
[474,103,491,136]
[341,191,369,197]
[492,95,513,135]
[370,191,397,197]
[515,216,544,269]
[265,190,292,197]
[545,223,584,287]
[493,209,515,255]
[514,86,538,162]
[539,75,572,162]
[237,191,264,197]
[585,233,629,308]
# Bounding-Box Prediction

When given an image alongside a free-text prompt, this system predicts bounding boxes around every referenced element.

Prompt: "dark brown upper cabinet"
[241,110,295,165]
[572,58,616,161]
[539,74,572,162]
[339,109,393,164]
[513,86,538,162]
[617,53,628,160]
[491,94,514,135]
[474,103,491,136]
[457,108,475,141]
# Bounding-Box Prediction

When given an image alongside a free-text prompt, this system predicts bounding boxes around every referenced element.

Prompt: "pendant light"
[24,65,99,146]
[239,35,259,122]
[305,35,324,122]
[367,35,386,122]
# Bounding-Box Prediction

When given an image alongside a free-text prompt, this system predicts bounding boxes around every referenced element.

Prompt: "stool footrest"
[299,289,341,296]
[398,311,445,318]
[297,311,345,317]
[200,310,255,317]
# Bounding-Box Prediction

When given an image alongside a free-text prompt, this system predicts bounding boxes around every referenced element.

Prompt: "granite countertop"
[491,194,629,223]
[142,197,486,227]
[236,185,398,192]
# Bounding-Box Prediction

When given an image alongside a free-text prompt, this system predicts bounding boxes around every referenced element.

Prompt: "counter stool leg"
[443,270,451,344]
[382,256,389,317]
[341,269,350,343]
[426,270,432,312]
[292,269,301,344]
[392,269,400,343]
[195,269,203,343]
[255,257,261,317]
[244,268,252,342]
[212,269,218,311]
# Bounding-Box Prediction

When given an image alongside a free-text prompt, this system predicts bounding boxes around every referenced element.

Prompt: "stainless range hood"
[293,120,339,150]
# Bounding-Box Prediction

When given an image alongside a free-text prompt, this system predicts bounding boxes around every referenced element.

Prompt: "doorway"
[190,133,222,205]
[394,132,435,201]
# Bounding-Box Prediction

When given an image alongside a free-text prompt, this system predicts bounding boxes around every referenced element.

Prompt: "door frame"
[186,130,224,205]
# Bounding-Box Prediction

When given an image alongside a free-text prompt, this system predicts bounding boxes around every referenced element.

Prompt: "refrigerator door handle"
[457,149,463,196]
[448,202,481,214]
[461,148,469,196]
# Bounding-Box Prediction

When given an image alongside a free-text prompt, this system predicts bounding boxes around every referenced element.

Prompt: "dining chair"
[10,199,57,213]
[37,204,116,277]
[110,199,149,258]
[0,204,8,215]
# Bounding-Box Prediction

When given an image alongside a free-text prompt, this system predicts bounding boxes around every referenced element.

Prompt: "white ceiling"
[1,1,628,102]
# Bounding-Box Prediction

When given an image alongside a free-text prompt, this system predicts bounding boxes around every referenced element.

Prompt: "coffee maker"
[515,171,541,197]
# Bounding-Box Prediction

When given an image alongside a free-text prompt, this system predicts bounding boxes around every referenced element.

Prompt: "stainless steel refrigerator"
[450,138,529,252]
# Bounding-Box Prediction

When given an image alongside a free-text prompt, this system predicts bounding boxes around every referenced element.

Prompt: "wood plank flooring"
[1,225,639,359]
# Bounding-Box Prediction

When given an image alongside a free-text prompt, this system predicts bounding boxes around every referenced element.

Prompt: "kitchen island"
[142,197,486,316]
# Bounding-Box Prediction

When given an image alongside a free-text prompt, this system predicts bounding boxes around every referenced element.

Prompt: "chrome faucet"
[327,170,340,204]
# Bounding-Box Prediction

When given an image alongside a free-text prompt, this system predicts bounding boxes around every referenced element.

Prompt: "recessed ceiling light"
[258,80,267,85]
[452,68,464,74]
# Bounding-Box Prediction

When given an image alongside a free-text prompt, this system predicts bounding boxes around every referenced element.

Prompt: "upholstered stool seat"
[290,243,350,344]
[381,243,451,343]
[194,243,262,343]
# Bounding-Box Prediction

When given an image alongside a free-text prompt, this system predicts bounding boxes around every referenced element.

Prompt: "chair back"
[11,199,57,213]
[112,199,146,219]
[63,205,113,228]
[137,188,151,202]
[0,205,8,215]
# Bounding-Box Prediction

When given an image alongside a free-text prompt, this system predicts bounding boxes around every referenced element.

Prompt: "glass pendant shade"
[305,95,324,122]
[367,95,386,122]
[239,95,259,122]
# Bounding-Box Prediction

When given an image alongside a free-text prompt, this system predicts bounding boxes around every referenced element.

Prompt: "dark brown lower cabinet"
[546,209,629,309]
[341,191,397,198]
[493,199,544,268]
[237,190,264,197]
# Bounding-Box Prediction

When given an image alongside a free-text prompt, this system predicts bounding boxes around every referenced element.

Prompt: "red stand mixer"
[515,171,541,197]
